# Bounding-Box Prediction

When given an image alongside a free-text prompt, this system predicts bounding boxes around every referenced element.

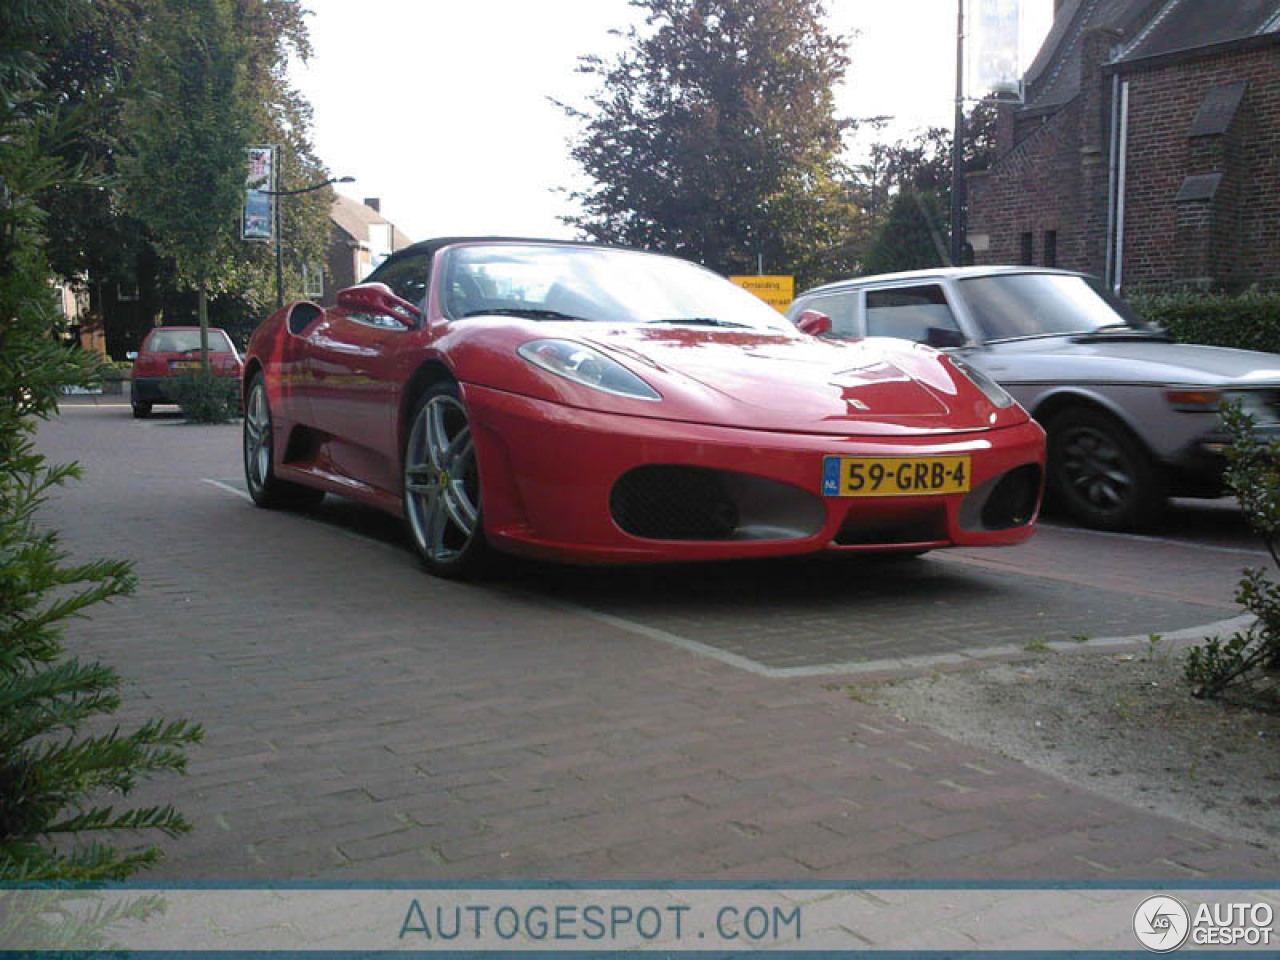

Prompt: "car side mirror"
[925,327,966,349]
[796,309,832,337]
[337,282,422,326]
[126,350,138,360]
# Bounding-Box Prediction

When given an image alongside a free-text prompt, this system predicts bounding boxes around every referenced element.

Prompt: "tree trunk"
[198,284,210,374]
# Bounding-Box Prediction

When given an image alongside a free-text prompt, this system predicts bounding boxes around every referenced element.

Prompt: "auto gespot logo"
[1134,895,1275,951]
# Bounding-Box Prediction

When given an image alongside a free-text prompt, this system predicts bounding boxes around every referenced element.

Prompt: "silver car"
[787,267,1280,530]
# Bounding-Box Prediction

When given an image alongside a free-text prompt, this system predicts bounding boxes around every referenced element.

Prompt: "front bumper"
[1166,422,1280,496]
[462,383,1046,565]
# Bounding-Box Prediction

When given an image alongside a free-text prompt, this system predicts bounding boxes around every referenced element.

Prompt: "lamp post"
[263,172,355,308]
[949,0,966,267]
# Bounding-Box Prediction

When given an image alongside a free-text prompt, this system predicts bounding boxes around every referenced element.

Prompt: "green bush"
[1,0,203,886]
[171,368,240,424]
[1184,402,1280,700]
[1128,289,1280,355]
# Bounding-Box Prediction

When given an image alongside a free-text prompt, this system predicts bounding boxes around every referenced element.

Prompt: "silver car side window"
[865,285,961,343]
[805,293,858,336]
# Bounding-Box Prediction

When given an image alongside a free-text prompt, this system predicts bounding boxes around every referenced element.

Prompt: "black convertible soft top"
[384,235,623,263]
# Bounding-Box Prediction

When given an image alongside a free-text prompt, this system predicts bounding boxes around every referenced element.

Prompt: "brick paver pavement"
[34,403,1278,880]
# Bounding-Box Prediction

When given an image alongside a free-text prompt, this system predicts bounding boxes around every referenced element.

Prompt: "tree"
[38,0,175,355]
[232,0,332,318]
[39,0,332,356]
[847,99,999,270]
[120,0,252,374]
[0,0,202,886]
[860,189,948,276]
[559,0,856,287]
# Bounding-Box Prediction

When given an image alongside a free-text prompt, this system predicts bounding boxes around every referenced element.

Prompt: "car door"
[305,251,431,494]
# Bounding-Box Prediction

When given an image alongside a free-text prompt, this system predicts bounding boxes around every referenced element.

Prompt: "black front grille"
[610,466,740,540]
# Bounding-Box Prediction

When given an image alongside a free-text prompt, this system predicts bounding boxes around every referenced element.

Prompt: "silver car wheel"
[244,380,272,498]
[404,393,480,564]
[1061,425,1133,510]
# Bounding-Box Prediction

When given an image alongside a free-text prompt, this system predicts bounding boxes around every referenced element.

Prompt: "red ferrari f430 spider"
[242,238,1045,578]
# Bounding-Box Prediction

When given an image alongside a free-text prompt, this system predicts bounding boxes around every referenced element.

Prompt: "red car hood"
[576,326,1002,436]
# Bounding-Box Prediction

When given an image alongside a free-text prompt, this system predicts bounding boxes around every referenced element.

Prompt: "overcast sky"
[290,1,1054,242]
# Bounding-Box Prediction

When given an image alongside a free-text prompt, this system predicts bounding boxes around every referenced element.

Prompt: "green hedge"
[172,370,241,424]
[1128,290,1280,356]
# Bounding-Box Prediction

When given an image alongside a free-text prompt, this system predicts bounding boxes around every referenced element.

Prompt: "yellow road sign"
[730,275,794,313]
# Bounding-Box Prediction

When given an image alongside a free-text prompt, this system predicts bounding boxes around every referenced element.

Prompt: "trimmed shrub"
[1184,402,1280,700]
[1128,289,1280,356]
[171,369,240,424]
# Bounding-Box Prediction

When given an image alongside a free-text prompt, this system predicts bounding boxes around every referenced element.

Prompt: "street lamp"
[263,173,355,308]
[949,0,966,267]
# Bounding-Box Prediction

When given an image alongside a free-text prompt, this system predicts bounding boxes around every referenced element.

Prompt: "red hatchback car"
[128,326,243,418]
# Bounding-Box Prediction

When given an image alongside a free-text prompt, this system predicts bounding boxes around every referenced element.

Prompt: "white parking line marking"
[199,477,393,550]
[1037,521,1270,558]
[544,600,776,676]
[551,603,1256,679]
[202,478,252,502]
[199,476,1256,679]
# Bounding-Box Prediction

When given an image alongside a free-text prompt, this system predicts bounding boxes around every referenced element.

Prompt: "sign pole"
[274,146,284,309]
[950,0,966,267]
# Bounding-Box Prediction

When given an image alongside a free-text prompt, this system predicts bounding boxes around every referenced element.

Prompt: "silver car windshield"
[957,273,1148,342]
[439,244,793,333]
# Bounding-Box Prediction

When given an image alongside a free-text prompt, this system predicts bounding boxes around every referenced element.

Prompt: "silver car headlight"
[949,356,1014,409]
[518,339,661,400]
[1223,390,1280,426]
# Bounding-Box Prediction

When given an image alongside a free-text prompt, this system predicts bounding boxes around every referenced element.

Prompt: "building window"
[1019,232,1033,266]
[1043,231,1057,268]
[302,263,324,299]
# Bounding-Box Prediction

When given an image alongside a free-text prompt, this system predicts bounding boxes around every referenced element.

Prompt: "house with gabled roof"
[967,0,1280,291]
[322,195,414,304]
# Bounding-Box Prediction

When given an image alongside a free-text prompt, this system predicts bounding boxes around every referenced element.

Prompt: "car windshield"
[146,329,234,352]
[439,244,792,333]
[956,273,1150,342]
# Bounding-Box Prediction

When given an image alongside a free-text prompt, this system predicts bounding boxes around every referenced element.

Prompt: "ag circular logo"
[1134,895,1190,952]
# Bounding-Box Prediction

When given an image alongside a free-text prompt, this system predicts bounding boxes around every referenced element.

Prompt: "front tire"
[1046,407,1164,530]
[131,400,151,419]
[243,373,325,509]
[403,381,491,579]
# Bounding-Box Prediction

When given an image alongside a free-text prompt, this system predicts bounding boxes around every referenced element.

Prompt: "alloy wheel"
[404,393,480,565]
[244,381,271,499]
[1060,424,1133,511]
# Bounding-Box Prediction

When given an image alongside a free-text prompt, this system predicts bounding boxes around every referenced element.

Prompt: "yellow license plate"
[172,360,202,370]
[822,455,971,497]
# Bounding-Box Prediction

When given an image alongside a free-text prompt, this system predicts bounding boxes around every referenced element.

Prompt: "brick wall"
[1120,44,1280,290]
[968,98,1090,272]
[968,34,1280,291]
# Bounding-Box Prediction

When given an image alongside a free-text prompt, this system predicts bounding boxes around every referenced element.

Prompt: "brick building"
[324,195,413,305]
[967,0,1280,292]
